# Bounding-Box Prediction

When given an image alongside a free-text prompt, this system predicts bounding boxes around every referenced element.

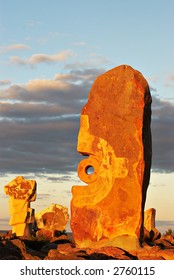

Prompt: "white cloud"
[0,44,30,53]
[10,50,74,66]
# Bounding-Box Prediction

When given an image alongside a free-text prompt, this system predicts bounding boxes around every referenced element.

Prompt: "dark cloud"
[149,86,157,92]
[47,175,75,182]
[151,97,174,172]
[55,68,105,85]
[0,69,173,177]
[0,69,103,175]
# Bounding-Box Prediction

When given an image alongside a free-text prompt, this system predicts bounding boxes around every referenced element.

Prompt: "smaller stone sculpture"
[35,203,69,234]
[144,208,156,231]
[144,208,161,241]
[4,176,37,237]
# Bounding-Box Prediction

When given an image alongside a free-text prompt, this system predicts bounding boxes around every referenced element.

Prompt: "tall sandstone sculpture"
[71,65,152,250]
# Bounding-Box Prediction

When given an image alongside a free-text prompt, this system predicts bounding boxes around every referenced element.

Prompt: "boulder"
[35,204,69,235]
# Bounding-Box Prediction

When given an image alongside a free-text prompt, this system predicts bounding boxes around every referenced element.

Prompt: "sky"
[0,0,174,231]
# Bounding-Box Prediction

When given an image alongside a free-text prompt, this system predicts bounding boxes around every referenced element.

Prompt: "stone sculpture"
[35,203,69,233]
[144,208,160,241]
[144,208,156,232]
[71,65,152,250]
[4,176,37,237]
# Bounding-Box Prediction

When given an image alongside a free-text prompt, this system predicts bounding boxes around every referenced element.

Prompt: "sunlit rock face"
[144,208,156,231]
[4,176,37,237]
[71,65,152,250]
[35,203,69,232]
[144,208,161,242]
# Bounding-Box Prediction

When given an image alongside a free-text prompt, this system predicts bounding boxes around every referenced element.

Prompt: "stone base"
[12,223,33,237]
[75,235,141,251]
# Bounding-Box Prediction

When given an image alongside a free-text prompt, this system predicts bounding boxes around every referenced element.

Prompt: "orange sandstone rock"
[144,208,161,241]
[4,176,36,237]
[35,203,69,232]
[71,65,152,250]
[144,208,156,231]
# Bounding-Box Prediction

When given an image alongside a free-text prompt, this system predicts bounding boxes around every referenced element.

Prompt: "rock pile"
[1,231,174,260]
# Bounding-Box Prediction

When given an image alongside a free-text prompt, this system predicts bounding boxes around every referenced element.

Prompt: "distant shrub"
[165,228,174,236]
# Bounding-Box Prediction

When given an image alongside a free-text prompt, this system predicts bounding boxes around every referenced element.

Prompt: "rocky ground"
[1,230,174,260]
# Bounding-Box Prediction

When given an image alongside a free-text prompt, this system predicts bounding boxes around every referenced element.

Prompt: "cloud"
[10,50,74,66]
[55,68,105,84]
[151,97,174,172]
[149,86,157,92]
[0,70,99,175]
[0,69,173,177]
[73,41,86,46]
[0,79,11,86]
[0,44,30,53]
[64,54,110,70]
[47,175,75,183]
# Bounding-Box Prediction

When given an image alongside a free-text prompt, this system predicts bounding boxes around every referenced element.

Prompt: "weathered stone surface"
[36,228,55,239]
[35,203,69,234]
[154,237,174,248]
[163,235,174,245]
[157,249,174,260]
[1,232,174,260]
[144,208,161,241]
[45,249,84,260]
[4,176,37,237]
[144,208,156,231]
[71,65,152,250]
[144,228,161,242]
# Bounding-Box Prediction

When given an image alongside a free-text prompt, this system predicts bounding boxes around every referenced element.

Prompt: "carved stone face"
[72,114,128,207]
[71,65,152,250]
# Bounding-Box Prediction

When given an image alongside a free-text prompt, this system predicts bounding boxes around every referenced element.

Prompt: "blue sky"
[0,0,174,230]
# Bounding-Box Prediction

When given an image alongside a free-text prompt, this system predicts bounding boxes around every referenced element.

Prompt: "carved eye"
[85,165,94,175]
[78,156,99,183]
